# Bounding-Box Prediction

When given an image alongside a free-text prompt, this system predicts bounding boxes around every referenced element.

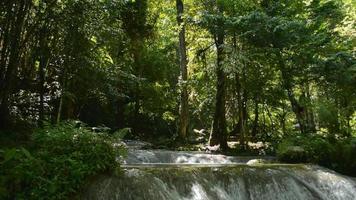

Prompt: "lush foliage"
[0,0,354,139]
[277,134,356,176]
[0,122,123,199]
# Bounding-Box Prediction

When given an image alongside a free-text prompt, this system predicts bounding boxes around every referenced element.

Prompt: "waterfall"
[83,142,356,200]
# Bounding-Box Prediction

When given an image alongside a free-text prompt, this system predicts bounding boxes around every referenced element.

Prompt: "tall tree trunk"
[38,55,46,127]
[132,40,142,134]
[56,90,64,124]
[304,85,316,133]
[277,54,306,134]
[176,0,189,140]
[229,75,247,149]
[235,74,243,136]
[241,88,248,149]
[279,105,287,135]
[251,95,259,140]
[265,104,275,133]
[38,25,50,127]
[0,10,12,81]
[116,99,126,129]
[56,76,67,124]
[0,1,29,128]
[210,4,228,150]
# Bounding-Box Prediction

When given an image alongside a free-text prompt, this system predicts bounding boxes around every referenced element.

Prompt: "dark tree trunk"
[57,78,66,124]
[131,36,145,135]
[279,105,287,135]
[0,1,29,128]
[265,103,275,133]
[210,4,228,150]
[38,28,49,127]
[238,88,248,149]
[251,96,259,140]
[233,74,242,136]
[229,75,248,149]
[116,99,126,129]
[0,9,12,81]
[304,86,316,133]
[176,0,189,140]
[38,56,46,127]
[278,54,307,134]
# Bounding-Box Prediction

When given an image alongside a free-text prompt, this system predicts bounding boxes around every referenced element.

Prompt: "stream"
[83,141,356,200]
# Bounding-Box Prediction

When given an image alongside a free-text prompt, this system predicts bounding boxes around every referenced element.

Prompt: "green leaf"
[2,149,17,164]
[21,148,33,160]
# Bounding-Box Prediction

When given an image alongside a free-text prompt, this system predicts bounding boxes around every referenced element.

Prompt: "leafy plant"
[0,121,124,199]
[277,134,356,176]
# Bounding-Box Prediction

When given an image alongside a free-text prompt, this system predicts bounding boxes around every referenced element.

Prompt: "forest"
[0,0,355,199]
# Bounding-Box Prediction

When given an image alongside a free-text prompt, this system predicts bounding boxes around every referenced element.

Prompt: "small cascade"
[84,141,356,200]
[123,149,275,165]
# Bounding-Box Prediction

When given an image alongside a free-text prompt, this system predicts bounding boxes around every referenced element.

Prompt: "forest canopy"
[1,0,354,141]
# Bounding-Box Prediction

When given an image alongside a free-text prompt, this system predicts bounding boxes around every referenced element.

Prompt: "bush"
[330,138,356,176]
[0,121,124,199]
[277,144,308,163]
[277,134,356,176]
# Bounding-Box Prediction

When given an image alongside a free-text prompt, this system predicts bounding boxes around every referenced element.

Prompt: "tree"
[176,0,189,140]
[202,0,228,149]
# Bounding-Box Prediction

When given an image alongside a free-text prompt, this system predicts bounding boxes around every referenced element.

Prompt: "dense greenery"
[0,0,354,138]
[0,121,123,199]
[277,134,356,176]
[0,0,355,197]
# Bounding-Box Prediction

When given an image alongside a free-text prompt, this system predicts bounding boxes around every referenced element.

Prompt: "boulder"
[246,159,268,165]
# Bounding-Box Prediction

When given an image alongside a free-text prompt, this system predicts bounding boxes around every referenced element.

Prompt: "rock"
[247,159,268,165]
[203,145,220,153]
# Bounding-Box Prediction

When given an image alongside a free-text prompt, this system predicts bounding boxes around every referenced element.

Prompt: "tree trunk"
[304,85,316,133]
[38,27,50,127]
[251,95,259,140]
[279,105,287,135]
[116,99,126,129]
[56,77,67,124]
[132,39,144,135]
[0,1,29,128]
[56,91,64,124]
[229,74,247,149]
[210,4,228,150]
[38,55,46,127]
[0,9,11,81]
[277,54,306,134]
[176,0,189,140]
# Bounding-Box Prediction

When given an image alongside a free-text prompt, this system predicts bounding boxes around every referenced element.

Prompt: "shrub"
[330,138,356,176]
[277,134,356,176]
[277,144,308,163]
[0,121,124,199]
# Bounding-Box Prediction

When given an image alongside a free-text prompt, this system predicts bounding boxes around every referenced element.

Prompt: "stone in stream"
[246,159,269,165]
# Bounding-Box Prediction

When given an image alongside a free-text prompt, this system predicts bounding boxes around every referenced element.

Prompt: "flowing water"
[84,141,356,200]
